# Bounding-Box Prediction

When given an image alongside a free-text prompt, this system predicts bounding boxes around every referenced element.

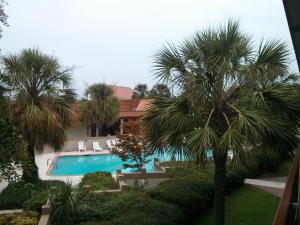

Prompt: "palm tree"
[81,83,120,137]
[149,83,171,98]
[132,83,149,99]
[143,20,300,225]
[1,48,76,183]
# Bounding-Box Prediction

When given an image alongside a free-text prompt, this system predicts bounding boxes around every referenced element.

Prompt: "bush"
[78,172,119,191]
[147,175,214,223]
[226,166,246,194]
[0,211,39,225]
[23,191,49,213]
[78,191,183,225]
[107,196,183,225]
[0,180,65,210]
[78,192,118,221]
[35,180,66,191]
[0,182,33,209]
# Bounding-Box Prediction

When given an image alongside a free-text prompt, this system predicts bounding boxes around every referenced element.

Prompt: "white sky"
[0,0,298,96]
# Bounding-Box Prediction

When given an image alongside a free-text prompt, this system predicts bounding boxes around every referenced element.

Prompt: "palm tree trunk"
[96,126,99,137]
[213,153,227,225]
[22,143,39,183]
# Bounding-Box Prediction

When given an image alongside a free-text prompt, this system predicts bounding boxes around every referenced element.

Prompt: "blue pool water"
[51,153,172,176]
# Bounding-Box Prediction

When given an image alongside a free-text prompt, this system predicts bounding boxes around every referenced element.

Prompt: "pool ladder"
[47,158,52,166]
[47,158,58,169]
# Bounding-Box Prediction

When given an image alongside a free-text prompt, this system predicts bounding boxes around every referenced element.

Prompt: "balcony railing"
[273,148,299,225]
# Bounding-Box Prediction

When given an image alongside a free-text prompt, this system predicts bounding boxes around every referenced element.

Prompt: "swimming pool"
[50,153,172,176]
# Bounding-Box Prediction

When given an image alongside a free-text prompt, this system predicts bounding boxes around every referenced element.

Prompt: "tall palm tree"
[81,83,120,137]
[149,83,171,98]
[143,20,300,225]
[1,48,76,183]
[132,83,149,99]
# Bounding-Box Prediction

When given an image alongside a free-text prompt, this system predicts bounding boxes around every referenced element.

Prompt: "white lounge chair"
[106,139,112,150]
[93,142,102,152]
[228,150,233,160]
[111,139,117,146]
[78,141,86,152]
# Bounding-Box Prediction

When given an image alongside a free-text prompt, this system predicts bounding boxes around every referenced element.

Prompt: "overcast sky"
[0,0,298,96]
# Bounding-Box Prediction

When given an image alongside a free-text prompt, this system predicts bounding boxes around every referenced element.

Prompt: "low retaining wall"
[115,158,171,189]
[38,200,51,225]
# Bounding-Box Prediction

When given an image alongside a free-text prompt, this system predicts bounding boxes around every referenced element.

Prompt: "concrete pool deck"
[36,150,112,186]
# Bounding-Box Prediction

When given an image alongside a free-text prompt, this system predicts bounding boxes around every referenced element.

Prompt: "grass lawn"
[195,185,280,225]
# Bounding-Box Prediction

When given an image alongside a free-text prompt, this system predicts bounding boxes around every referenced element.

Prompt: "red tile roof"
[73,99,153,119]
[109,85,133,100]
[119,99,153,118]
[73,85,151,119]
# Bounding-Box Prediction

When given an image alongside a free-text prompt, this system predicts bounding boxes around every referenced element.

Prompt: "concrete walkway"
[0,209,23,215]
[244,179,286,189]
[244,177,287,198]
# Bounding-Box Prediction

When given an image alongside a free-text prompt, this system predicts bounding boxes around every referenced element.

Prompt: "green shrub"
[147,175,214,223]
[36,180,66,191]
[79,172,119,191]
[0,182,33,209]
[78,192,118,221]
[23,191,49,213]
[0,180,65,210]
[78,191,183,225]
[0,211,39,225]
[226,166,246,194]
[265,151,282,171]
[107,196,183,225]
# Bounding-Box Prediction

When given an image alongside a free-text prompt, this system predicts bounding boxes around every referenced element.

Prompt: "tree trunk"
[213,153,227,225]
[96,126,99,137]
[22,143,39,183]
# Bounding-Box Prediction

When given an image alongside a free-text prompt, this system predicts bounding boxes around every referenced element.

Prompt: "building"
[67,85,153,138]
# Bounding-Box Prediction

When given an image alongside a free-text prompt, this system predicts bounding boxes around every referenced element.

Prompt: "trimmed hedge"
[78,191,183,225]
[0,211,39,225]
[147,175,214,222]
[0,183,33,209]
[78,192,118,221]
[78,172,119,191]
[0,180,65,210]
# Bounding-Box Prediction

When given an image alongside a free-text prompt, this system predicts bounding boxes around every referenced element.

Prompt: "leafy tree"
[149,83,171,98]
[0,0,8,39]
[81,83,120,137]
[132,83,149,99]
[143,20,300,225]
[0,89,24,183]
[1,48,76,183]
[112,120,152,172]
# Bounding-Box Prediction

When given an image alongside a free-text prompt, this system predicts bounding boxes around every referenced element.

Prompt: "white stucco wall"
[66,121,88,138]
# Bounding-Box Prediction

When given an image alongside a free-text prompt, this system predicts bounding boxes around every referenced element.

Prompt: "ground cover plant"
[0,211,39,225]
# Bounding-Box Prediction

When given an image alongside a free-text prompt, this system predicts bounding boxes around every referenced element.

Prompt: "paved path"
[244,179,286,189]
[244,177,287,198]
[0,209,23,215]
